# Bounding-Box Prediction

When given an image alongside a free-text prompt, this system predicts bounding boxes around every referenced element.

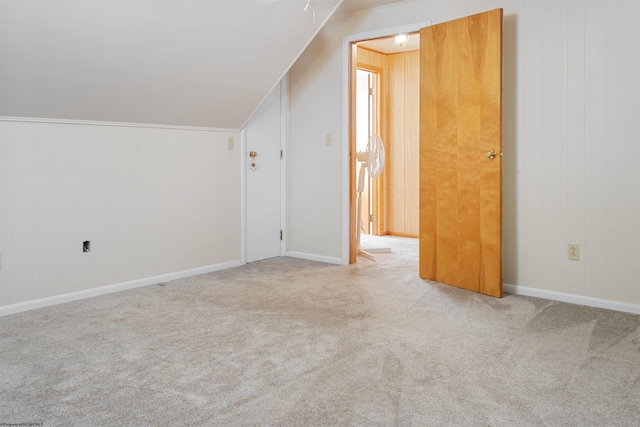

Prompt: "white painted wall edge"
[280,75,288,257]
[341,20,432,264]
[0,116,239,133]
[0,260,244,317]
[504,283,640,315]
[285,251,343,265]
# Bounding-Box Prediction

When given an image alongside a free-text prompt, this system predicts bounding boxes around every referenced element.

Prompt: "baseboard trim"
[8,266,637,317]
[504,283,640,315]
[285,251,344,265]
[0,260,243,317]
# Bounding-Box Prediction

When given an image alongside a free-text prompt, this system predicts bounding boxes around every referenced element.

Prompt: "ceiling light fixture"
[395,34,409,47]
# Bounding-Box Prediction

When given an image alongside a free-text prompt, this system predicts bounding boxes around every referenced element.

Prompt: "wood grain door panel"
[419,9,503,297]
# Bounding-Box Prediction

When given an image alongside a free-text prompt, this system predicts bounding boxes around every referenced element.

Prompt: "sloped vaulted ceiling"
[0,0,343,129]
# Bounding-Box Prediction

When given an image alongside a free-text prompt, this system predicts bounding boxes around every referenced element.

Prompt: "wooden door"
[419,9,503,297]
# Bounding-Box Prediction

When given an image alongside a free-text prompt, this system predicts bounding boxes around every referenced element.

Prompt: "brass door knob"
[485,149,497,160]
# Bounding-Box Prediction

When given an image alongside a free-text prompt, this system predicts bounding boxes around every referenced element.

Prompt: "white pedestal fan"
[356,134,391,260]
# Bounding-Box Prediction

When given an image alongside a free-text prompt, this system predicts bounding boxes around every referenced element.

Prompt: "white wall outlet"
[568,244,580,261]
[325,133,332,146]
[227,136,234,150]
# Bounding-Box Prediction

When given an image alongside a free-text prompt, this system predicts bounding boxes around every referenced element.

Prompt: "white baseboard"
[285,251,344,265]
[7,265,637,317]
[0,260,243,317]
[504,283,640,315]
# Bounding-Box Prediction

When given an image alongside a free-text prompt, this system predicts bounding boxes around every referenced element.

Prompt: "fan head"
[367,134,385,178]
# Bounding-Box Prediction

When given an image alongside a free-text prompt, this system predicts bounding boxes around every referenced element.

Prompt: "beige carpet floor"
[1,236,639,426]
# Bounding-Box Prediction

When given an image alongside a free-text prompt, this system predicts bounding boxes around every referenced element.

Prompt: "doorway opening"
[350,32,421,263]
[355,68,380,237]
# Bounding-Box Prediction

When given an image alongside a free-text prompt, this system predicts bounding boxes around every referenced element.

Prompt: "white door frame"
[340,21,431,264]
[240,126,247,264]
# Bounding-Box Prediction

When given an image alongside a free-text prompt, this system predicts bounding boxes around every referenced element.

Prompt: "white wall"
[288,45,344,259]
[0,119,241,308]
[288,0,640,306]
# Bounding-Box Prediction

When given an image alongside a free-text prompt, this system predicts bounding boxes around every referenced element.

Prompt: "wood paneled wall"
[357,47,388,73]
[387,51,419,237]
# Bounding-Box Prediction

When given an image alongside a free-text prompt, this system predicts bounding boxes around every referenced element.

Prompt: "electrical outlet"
[568,244,580,261]
[325,133,332,146]
[227,136,234,150]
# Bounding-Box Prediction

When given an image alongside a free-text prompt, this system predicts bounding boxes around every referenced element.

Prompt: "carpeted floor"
[1,236,639,426]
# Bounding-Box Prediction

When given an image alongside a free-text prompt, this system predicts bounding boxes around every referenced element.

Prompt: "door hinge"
[369,88,374,96]
[280,149,283,159]
[280,230,283,241]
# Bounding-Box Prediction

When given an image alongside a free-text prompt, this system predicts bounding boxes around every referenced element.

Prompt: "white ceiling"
[335,0,408,15]
[358,33,420,55]
[0,0,411,129]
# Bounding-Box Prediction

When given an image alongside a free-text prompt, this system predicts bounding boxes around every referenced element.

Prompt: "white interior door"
[246,82,283,263]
